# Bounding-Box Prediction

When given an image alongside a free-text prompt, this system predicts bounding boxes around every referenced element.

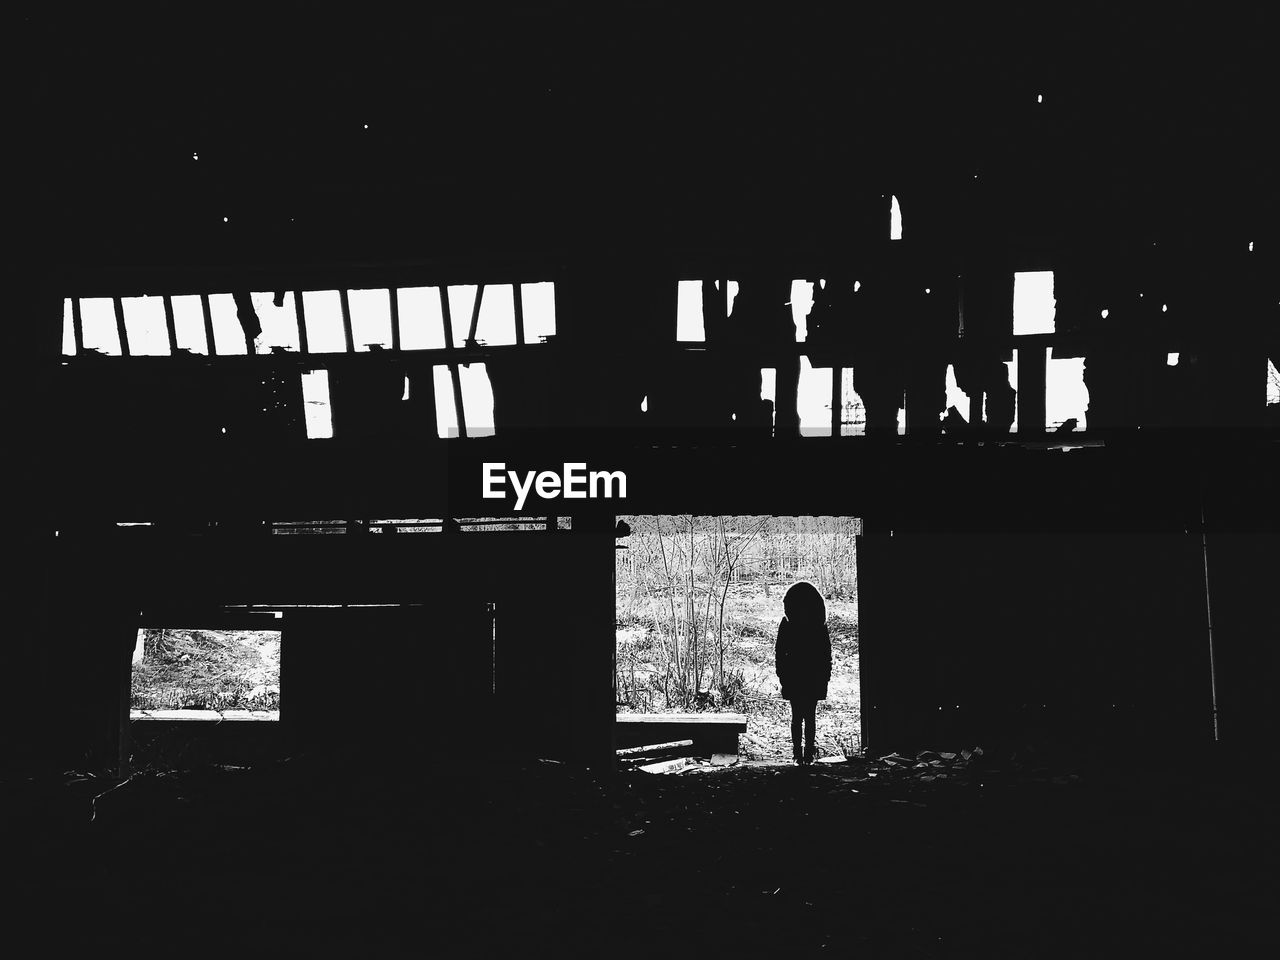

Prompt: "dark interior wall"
[21,529,615,775]
[1199,535,1279,750]
[858,534,1221,758]
[11,5,1275,777]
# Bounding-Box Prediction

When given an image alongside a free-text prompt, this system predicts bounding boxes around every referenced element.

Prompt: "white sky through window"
[300,370,333,438]
[208,294,248,355]
[171,295,209,354]
[1013,271,1056,335]
[475,284,517,345]
[797,356,832,436]
[676,280,705,342]
[61,299,74,355]
[59,283,559,444]
[433,365,459,438]
[302,290,345,353]
[398,287,447,350]
[347,289,393,351]
[944,364,972,422]
[80,298,121,355]
[447,285,480,346]
[791,279,814,341]
[458,363,496,437]
[1047,355,1088,430]
[1003,349,1019,433]
[252,292,301,353]
[521,282,557,342]
[122,296,170,355]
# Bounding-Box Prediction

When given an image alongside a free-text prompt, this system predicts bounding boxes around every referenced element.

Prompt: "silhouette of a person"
[775,581,832,764]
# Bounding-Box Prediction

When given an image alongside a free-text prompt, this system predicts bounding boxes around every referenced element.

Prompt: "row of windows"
[61,283,557,358]
[64,271,1057,359]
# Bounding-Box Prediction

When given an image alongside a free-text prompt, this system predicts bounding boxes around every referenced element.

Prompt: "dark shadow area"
[9,3,1278,954]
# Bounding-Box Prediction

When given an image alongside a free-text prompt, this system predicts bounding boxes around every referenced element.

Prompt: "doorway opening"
[615,515,861,761]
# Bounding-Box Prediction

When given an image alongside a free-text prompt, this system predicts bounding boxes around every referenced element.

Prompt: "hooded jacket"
[775,582,833,701]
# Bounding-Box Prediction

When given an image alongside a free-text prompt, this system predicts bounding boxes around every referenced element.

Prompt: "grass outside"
[131,629,281,712]
[616,583,859,761]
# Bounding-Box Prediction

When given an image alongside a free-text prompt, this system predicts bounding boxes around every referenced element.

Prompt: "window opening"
[130,626,281,721]
[348,288,394,351]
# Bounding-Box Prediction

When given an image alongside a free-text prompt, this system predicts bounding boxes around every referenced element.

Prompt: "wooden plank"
[339,289,355,353]
[129,709,281,722]
[1017,344,1047,434]
[466,283,486,346]
[163,295,178,354]
[832,364,842,435]
[513,283,525,346]
[638,756,693,775]
[296,290,310,354]
[201,293,217,356]
[617,739,694,756]
[437,286,468,438]
[71,297,84,355]
[616,713,746,725]
[389,288,401,352]
[113,296,131,357]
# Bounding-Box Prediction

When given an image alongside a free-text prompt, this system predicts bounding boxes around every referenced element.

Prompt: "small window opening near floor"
[615,516,861,763]
[130,625,281,721]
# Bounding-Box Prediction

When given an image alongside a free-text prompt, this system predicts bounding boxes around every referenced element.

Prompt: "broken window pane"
[839,368,866,436]
[446,285,480,346]
[1047,355,1088,431]
[726,280,740,315]
[798,356,833,437]
[122,296,171,356]
[676,280,705,342]
[171,295,209,354]
[348,288,394,351]
[300,369,334,439]
[208,294,249,355]
[760,368,776,403]
[1013,271,1056,336]
[791,279,815,342]
[397,286,447,351]
[62,299,75,356]
[79,297,122,355]
[521,282,556,342]
[473,284,518,346]
[433,365,459,438]
[251,291,301,353]
[301,290,347,353]
[459,362,496,437]
[1003,348,1019,433]
[942,363,967,427]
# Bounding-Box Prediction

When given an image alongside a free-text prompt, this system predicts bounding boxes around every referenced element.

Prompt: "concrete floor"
[5,746,1274,956]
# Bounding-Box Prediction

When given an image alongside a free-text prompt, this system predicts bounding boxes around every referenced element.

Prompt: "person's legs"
[790,700,805,762]
[803,700,817,761]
